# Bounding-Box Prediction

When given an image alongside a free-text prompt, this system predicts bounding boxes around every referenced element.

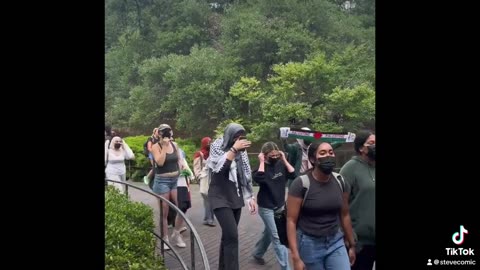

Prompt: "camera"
[162,129,172,138]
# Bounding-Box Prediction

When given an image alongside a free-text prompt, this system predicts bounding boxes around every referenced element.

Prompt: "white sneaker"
[171,230,186,248]
[179,226,187,234]
[162,237,170,250]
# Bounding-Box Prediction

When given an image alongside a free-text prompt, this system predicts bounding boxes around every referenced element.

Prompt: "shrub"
[105,187,166,270]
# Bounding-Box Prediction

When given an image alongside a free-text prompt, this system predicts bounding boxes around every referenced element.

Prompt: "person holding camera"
[105,136,135,193]
[151,124,187,249]
[207,123,257,270]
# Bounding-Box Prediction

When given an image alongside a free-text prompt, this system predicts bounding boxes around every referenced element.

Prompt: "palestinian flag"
[285,128,356,144]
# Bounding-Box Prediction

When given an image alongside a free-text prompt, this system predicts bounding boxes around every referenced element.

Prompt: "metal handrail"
[105,179,210,270]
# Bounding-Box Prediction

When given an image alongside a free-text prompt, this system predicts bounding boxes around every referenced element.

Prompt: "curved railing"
[105,179,210,270]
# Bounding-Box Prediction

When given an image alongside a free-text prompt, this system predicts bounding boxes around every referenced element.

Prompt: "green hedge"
[105,187,166,270]
[123,136,198,181]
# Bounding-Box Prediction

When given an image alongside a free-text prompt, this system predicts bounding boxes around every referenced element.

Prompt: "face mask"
[114,144,122,149]
[268,158,279,164]
[315,156,336,174]
[367,145,375,161]
[162,130,172,138]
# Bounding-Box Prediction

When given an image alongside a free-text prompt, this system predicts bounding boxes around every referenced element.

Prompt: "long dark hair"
[354,130,374,154]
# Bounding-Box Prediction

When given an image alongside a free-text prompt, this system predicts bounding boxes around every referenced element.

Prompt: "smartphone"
[238,136,247,141]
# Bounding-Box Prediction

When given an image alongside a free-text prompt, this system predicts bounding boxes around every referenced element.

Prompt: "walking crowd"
[105,124,375,270]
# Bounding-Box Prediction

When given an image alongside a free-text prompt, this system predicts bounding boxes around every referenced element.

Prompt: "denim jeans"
[252,207,291,270]
[201,193,215,223]
[152,175,178,194]
[297,228,350,270]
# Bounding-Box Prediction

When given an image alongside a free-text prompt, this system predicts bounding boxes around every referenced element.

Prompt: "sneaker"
[203,220,216,227]
[252,255,265,265]
[143,176,149,185]
[179,226,187,234]
[207,222,216,227]
[171,230,186,248]
[162,237,170,250]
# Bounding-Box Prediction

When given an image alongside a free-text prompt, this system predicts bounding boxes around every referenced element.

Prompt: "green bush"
[174,138,198,169]
[123,136,151,182]
[105,187,166,270]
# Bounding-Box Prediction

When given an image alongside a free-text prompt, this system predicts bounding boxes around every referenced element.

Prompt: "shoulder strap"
[332,172,345,192]
[300,174,310,207]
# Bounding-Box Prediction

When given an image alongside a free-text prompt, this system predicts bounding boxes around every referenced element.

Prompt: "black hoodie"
[253,161,295,209]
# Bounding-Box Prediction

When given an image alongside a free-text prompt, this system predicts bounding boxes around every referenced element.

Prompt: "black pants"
[352,245,376,270]
[214,207,242,270]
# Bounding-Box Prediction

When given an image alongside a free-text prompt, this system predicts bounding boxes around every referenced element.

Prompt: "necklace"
[368,167,375,182]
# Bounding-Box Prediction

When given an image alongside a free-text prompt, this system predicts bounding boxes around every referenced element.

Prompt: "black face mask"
[114,144,122,149]
[162,130,172,138]
[315,156,336,175]
[367,145,375,161]
[268,158,279,164]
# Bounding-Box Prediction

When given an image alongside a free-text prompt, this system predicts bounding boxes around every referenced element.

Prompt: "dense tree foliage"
[106,0,375,139]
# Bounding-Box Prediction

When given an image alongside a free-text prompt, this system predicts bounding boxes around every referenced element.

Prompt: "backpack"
[143,137,151,157]
[275,172,345,247]
[301,172,345,206]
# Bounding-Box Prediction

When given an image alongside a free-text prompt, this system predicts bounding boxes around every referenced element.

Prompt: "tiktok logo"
[452,225,469,245]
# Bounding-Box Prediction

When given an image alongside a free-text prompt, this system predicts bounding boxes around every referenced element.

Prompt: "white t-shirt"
[105,144,134,176]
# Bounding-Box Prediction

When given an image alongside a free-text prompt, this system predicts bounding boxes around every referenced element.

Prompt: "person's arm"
[292,145,302,178]
[105,143,109,166]
[339,162,356,199]
[280,151,295,173]
[253,169,266,184]
[182,156,194,176]
[173,142,186,170]
[286,178,306,270]
[193,156,202,177]
[152,139,168,166]
[282,139,292,151]
[253,153,266,184]
[216,138,252,173]
[123,141,135,160]
[340,188,356,266]
[147,138,153,152]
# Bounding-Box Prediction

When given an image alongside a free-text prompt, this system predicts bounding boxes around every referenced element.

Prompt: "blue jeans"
[297,229,350,270]
[201,193,215,223]
[252,207,291,270]
[152,175,178,194]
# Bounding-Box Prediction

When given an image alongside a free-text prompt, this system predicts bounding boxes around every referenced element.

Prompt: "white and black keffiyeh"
[207,124,254,200]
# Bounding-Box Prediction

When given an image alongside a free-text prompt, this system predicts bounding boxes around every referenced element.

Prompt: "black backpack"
[143,137,151,157]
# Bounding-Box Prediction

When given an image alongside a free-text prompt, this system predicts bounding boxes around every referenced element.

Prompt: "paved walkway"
[127,182,279,270]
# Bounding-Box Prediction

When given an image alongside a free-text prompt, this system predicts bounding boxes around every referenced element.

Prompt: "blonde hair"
[261,142,280,155]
